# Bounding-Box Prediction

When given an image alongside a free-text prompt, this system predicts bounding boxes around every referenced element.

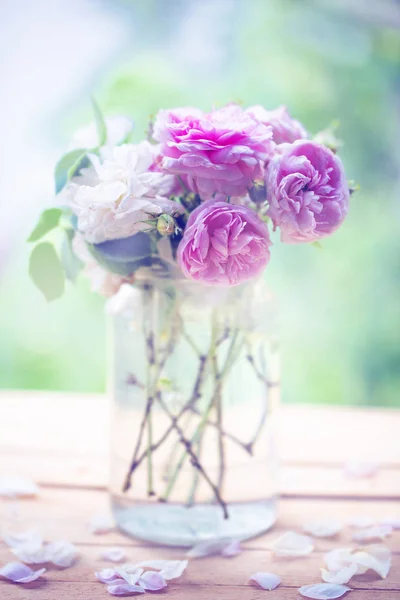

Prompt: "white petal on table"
[187,539,236,558]
[269,531,314,557]
[321,564,358,584]
[221,540,242,557]
[302,519,342,538]
[352,525,392,542]
[299,583,351,599]
[0,562,46,584]
[95,568,123,584]
[250,571,281,590]
[116,566,144,586]
[380,517,400,529]
[352,545,391,578]
[45,540,79,568]
[348,517,376,528]
[138,571,167,591]
[107,582,145,596]
[99,548,126,563]
[3,529,43,549]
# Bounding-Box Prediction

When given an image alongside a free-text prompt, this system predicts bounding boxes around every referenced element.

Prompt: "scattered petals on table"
[352,524,392,542]
[96,568,124,584]
[138,570,167,591]
[302,519,342,538]
[299,583,351,599]
[250,571,281,590]
[321,564,358,585]
[323,544,391,579]
[268,531,314,557]
[0,562,46,584]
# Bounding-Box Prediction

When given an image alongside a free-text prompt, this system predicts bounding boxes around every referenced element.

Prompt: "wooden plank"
[1,392,399,497]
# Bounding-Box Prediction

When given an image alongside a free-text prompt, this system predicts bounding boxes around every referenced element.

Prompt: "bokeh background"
[1,0,399,406]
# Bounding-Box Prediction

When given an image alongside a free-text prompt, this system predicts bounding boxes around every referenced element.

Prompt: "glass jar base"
[111,495,277,547]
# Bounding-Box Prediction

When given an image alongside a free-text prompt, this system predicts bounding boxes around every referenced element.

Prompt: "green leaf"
[27,208,62,242]
[91,97,107,147]
[29,242,65,301]
[54,149,88,194]
[61,229,83,282]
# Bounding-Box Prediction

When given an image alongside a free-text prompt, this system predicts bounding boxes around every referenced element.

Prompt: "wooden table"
[0,392,399,599]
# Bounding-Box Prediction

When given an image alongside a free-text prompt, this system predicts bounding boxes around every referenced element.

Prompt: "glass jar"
[110,274,279,547]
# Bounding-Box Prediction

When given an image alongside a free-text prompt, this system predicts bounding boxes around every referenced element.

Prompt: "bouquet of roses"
[28,102,352,300]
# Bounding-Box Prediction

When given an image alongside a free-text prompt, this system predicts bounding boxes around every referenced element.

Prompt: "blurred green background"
[1,0,399,406]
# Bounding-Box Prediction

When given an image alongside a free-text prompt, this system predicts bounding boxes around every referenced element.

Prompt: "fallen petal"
[299,583,351,599]
[100,548,126,563]
[116,566,144,586]
[344,460,379,479]
[139,571,167,591]
[12,542,48,564]
[380,518,400,530]
[250,572,281,590]
[107,582,145,596]
[187,539,234,558]
[159,560,188,580]
[352,525,392,542]
[0,562,46,584]
[0,476,39,498]
[324,549,354,573]
[352,545,391,578]
[222,540,242,557]
[348,517,376,528]
[303,520,342,538]
[269,531,314,557]
[45,540,78,568]
[95,568,122,584]
[90,514,115,535]
[3,529,43,550]
[321,564,358,585]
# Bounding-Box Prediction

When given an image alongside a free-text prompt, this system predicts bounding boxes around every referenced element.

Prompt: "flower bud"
[157,214,175,236]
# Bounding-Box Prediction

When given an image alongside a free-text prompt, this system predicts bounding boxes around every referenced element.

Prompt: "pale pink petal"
[3,529,43,550]
[139,571,167,591]
[344,460,379,479]
[0,562,46,583]
[380,518,400,530]
[302,520,342,538]
[352,525,392,542]
[250,572,281,590]
[299,583,351,599]
[95,568,122,584]
[323,549,354,573]
[269,531,314,557]
[90,514,115,535]
[107,582,145,596]
[45,540,78,568]
[159,560,188,580]
[0,477,38,498]
[116,566,144,586]
[100,548,126,563]
[352,545,391,578]
[12,542,47,564]
[321,564,358,584]
[348,517,376,528]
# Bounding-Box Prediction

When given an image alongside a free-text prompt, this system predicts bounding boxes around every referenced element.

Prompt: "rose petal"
[107,582,145,596]
[0,562,46,583]
[269,531,314,557]
[3,529,43,550]
[299,583,351,599]
[352,525,392,542]
[100,548,126,563]
[187,539,235,558]
[380,518,400,529]
[139,571,167,591]
[116,566,144,586]
[12,542,48,564]
[222,540,242,557]
[90,514,115,535]
[45,540,78,568]
[0,477,38,498]
[348,517,376,528]
[159,560,188,580]
[96,568,122,584]
[352,544,391,578]
[250,571,281,590]
[321,564,358,584]
[344,460,379,479]
[302,520,342,538]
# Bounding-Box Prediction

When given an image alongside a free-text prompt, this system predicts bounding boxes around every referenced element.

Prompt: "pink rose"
[247,105,307,144]
[177,201,271,286]
[154,104,274,199]
[266,140,349,243]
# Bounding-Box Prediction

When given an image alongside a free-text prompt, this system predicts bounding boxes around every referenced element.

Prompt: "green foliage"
[54,149,88,194]
[61,229,83,282]
[27,208,62,243]
[29,242,65,302]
